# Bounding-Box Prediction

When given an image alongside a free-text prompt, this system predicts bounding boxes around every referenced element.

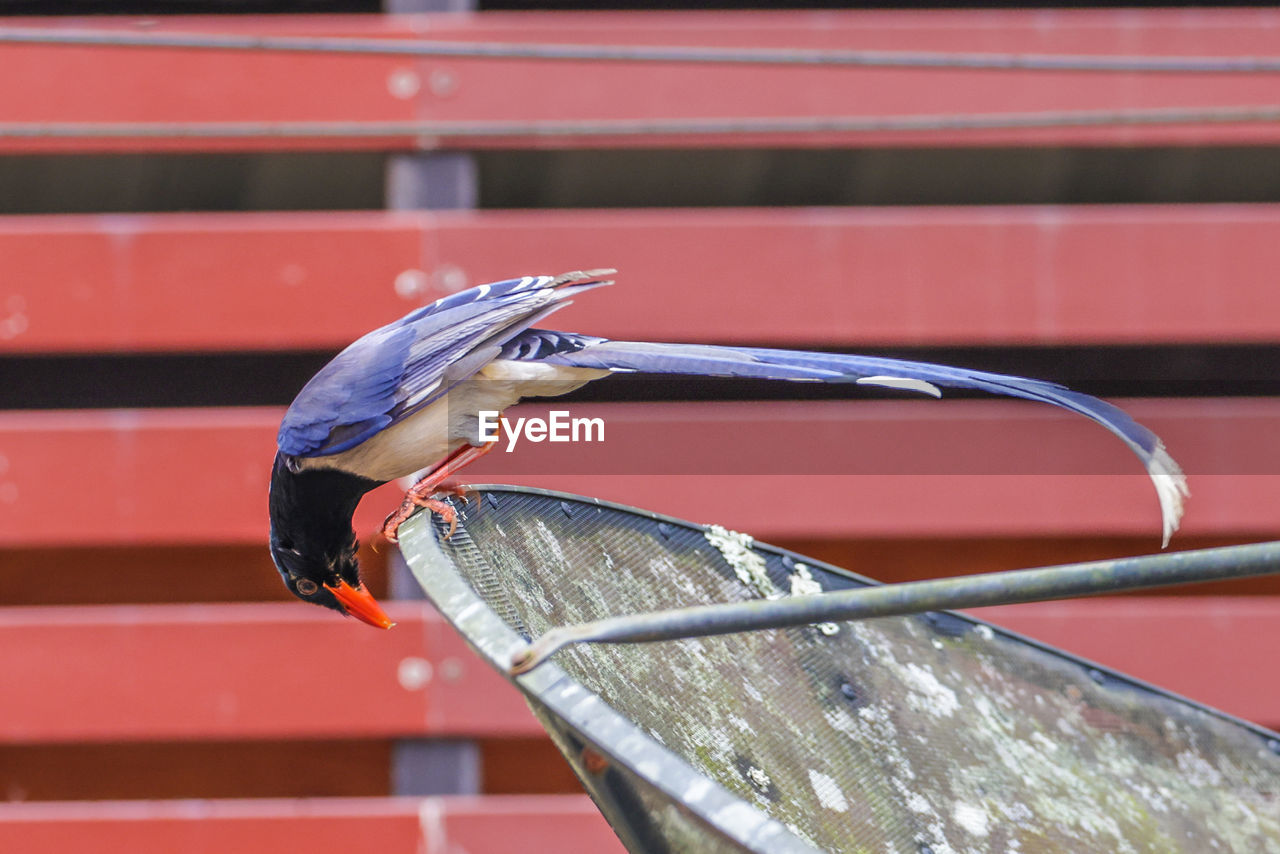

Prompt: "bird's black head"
[268,452,394,629]
[269,534,369,616]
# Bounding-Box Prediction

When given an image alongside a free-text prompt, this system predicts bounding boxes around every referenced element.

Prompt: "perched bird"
[269,270,1187,628]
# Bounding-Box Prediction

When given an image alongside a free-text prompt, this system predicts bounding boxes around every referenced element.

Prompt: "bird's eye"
[295,578,320,596]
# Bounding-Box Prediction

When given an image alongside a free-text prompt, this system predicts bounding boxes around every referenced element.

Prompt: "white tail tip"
[1148,442,1190,548]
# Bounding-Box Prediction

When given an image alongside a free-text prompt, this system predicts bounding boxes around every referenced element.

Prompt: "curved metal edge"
[397,508,825,854]
[454,484,1280,748]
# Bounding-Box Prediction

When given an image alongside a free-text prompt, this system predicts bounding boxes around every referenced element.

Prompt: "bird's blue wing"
[276,323,414,457]
[277,271,615,457]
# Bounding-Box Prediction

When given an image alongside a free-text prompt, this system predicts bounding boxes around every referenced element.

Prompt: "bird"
[269,269,1187,629]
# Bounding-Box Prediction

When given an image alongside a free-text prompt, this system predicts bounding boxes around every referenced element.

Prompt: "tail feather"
[542,339,1188,545]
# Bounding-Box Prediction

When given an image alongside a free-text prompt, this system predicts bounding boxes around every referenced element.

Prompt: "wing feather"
[276,272,615,457]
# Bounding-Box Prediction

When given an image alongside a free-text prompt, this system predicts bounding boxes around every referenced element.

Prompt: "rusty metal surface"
[401,485,1280,853]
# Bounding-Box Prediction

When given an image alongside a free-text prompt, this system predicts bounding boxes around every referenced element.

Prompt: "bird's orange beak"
[325,580,396,629]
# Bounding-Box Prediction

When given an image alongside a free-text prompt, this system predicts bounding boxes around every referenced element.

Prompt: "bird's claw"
[382,494,461,543]
[432,482,478,505]
[383,444,492,545]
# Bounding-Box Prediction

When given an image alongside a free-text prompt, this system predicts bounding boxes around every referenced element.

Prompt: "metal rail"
[3,105,1279,143]
[510,540,1280,673]
[4,27,1280,74]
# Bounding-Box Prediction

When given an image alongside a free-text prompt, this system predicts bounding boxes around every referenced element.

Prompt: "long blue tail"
[520,333,1188,545]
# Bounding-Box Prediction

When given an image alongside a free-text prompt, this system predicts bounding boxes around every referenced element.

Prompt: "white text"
[477,410,605,453]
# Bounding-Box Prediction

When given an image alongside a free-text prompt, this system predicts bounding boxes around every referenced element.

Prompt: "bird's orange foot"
[433,482,478,505]
[382,437,499,544]
[382,496,456,543]
[381,482,475,543]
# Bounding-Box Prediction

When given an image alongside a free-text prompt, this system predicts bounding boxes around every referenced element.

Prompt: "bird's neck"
[269,452,380,555]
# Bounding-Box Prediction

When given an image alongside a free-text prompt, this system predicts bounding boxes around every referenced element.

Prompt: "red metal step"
[0,796,622,854]
[2,400,1276,545]
[4,206,1280,352]
[0,602,539,742]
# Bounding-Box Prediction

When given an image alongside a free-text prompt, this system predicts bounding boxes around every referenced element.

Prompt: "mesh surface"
[417,487,1280,854]
[532,706,758,854]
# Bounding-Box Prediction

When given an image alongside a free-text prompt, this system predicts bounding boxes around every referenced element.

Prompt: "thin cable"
[1,106,1277,141]
[3,27,1280,74]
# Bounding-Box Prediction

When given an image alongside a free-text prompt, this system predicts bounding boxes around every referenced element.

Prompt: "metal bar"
[509,541,1280,673]
[391,740,482,796]
[2,106,1278,141]
[386,151,477,211]
[385,37,485,778]
[3,26,1280,74]
[7,15,1278,155]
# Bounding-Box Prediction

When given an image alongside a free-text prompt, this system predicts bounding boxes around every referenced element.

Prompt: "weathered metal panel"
[403,486,1280,853]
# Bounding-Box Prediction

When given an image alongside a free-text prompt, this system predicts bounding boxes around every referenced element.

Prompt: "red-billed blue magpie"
[269,270,1187,628]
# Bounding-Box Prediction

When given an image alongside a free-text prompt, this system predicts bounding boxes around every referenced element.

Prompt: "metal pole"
[4,107,1280,142]
[510,540,1280,673]
[4,27,1280,74]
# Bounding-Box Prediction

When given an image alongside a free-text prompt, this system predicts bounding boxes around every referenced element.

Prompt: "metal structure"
[6,12,1280,154]
[400,486,1280,853]
[5,6,1280,849]
[10,26,1280,73]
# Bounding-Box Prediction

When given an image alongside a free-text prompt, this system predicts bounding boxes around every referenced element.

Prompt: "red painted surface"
[0,796,622,854]
[4,4,1270,836]
[4,206,1280,352]
[977,597,1280,729]
[1,11,1279,151]
[0,597,1276,742]
[0,603,541,742]
[1,400,1277,545]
